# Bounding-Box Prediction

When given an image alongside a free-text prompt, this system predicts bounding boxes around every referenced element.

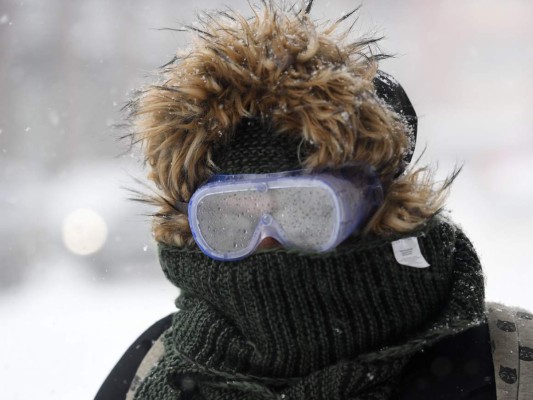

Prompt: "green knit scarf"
[134,217,485,400]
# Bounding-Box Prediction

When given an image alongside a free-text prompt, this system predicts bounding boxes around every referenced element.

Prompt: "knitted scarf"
[134,218,485,400]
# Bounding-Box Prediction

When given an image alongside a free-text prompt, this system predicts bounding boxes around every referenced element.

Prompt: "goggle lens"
[196,186,338,254]
[196,191,262,253]
[270,187,336,250]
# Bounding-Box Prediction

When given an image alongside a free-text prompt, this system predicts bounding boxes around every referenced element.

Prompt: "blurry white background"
[0,0,531,398]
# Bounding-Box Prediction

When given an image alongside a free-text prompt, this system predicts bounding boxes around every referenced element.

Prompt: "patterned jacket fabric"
[487,303,533,399]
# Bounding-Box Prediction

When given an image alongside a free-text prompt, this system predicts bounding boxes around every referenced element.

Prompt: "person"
[96,2,532,399]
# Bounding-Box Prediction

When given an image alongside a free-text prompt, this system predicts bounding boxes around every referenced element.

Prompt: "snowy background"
[0,0,532,398]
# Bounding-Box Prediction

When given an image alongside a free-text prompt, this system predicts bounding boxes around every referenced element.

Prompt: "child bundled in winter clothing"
[96,2,533,399]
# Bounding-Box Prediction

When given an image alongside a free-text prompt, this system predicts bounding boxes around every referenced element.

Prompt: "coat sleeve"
[94,314,173,400]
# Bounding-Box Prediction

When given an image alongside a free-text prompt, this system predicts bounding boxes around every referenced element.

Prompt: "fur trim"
[127,1,452,246]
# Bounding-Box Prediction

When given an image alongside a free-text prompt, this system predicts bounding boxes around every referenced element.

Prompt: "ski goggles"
[181,164,383,261]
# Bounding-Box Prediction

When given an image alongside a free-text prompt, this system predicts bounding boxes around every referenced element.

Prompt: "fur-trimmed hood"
[128,1,452,247]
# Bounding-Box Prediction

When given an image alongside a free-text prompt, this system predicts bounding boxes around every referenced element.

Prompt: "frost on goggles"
[186,165,383,261]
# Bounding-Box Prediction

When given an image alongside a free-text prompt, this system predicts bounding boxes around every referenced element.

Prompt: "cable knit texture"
[133,218,485,399]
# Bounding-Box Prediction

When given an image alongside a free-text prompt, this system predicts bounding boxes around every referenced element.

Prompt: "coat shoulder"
[94,314,173,400]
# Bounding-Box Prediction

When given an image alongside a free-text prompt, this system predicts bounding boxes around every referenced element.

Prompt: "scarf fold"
[134,218,485,400]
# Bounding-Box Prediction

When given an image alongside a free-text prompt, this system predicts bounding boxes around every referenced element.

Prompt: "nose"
[257,237,281,250]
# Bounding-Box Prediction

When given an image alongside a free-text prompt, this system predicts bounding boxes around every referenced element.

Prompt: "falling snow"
[1,2,533,400]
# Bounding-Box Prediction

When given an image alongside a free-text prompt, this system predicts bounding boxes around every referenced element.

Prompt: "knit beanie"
[211,68,416,177]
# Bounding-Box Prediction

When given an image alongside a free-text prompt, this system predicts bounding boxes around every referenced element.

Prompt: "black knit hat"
[214,71,418,176]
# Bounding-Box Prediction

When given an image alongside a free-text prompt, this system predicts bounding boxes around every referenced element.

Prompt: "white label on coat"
[391,237,430,268]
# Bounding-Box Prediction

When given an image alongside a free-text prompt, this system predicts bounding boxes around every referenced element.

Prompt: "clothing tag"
[391,237,430,268]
